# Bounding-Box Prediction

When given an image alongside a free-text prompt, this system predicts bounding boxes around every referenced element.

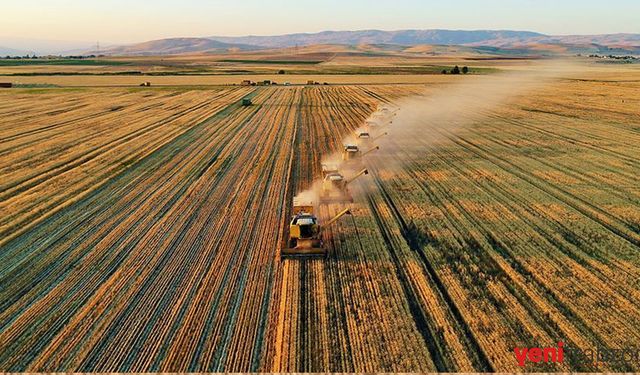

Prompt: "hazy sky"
[2,0,639,44]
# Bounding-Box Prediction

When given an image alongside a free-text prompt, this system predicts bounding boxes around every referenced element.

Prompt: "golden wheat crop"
[1,73,639,372]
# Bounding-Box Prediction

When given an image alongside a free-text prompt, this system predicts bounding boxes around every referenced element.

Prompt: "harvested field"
[1,73,639,372]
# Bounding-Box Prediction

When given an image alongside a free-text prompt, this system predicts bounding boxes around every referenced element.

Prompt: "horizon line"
[2,27,639,46]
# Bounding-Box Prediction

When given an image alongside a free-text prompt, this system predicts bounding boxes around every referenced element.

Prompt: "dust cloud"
[293,60,584,208]
[293,180,322,209]
[366,59,585,171]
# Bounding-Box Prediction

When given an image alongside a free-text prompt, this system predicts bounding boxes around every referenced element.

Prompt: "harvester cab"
[342,145,360,161]
[358,132,387,148]
[320,172,347,203]
[357,131,371,139]
[322,164,340,178]
[282,198,352,258]
[380,106,398,115]
[343,144,379,161]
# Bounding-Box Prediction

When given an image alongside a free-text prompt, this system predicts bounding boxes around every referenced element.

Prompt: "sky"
[1,0,639,45]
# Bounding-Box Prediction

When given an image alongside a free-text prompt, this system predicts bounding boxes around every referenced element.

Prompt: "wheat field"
[0,68,639,371]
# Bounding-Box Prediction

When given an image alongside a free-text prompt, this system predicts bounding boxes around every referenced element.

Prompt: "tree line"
[442,66,469,74]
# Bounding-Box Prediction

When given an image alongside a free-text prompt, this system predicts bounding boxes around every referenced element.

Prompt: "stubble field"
[0,68,639,372]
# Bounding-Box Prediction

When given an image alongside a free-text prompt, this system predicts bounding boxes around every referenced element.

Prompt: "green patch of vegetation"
[291,65,500,75]
[125,85,218,93]
[594,59,638,65]
[1,71,144,76]
[0,59,131,66]
[434,65,499,75]
[0,65,500,78]
[218,59,322,65]
[471,46,547,56]
[17,87,89,94]
[12,83,59,88]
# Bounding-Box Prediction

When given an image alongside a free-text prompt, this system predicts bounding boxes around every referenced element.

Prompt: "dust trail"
[292,180,322,211]
[294,60,584,207]
[361,59,586,179]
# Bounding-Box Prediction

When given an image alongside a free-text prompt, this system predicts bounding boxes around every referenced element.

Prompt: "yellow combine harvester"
[379,106,398,116]
[359,132,388,146]
[342,144,379,161]
[321,164,340,177]
[281,198,352,258]
[320,168,369,204]
[357,131,371,139]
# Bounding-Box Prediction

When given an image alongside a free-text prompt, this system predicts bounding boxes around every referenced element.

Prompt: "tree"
[278,69,285,75]
[462,66,469,74]
[451,65,461,74]
[441,69,447,74]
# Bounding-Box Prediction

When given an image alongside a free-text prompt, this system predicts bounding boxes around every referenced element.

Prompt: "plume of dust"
[294,59,586,208]
[293,180,323,212]
[292,145,366,212]
[365,59,588,173]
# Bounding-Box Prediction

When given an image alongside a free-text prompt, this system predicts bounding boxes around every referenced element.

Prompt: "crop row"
[2,79,636,372]
[0,85,423,372]
[342,78,640,371]
[0,88,251,246]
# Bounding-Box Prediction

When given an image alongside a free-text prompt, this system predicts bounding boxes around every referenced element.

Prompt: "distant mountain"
[0,37,95,56]
[5,30,639,57]
[465,33,640,48]
[459,33,640,55]
[534,33,640,47]
[209,29,547,48]
[100,37,260,56]
[0,45,29,56]
[205,30,639,56]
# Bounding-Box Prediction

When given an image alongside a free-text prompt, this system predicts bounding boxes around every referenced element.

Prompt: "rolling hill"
[105,30,640,56]
[209,29,547,48]
[100,37,260,56]
[6,29,637,57]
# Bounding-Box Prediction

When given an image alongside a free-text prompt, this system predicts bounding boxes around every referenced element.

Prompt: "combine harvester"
[365,119,381,128]
[380,105,399,116]
[360,132,388,145]
[378,105,399,116]
[281,103,396,259]
[281,198,352,258]
[356,130,371,139]
[319,166,369,204]
[342,144,379,161]
[366,105,398,128]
